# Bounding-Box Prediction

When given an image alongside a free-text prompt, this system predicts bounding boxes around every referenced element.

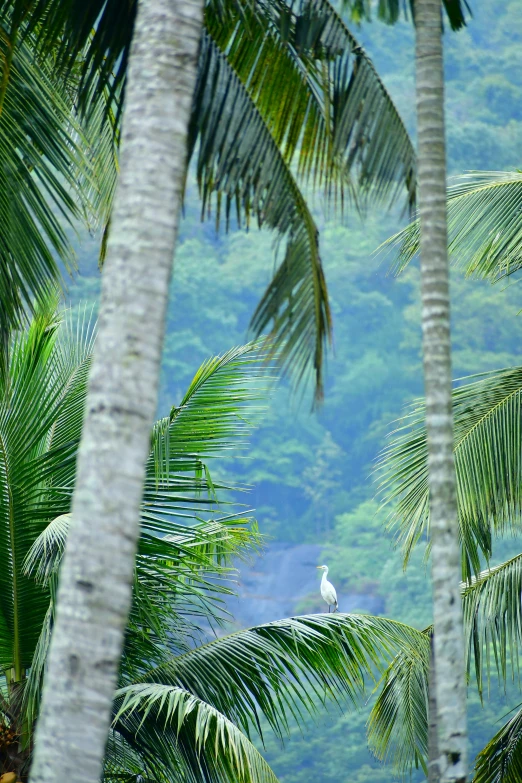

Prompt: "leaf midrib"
[453,381,522,455]
[0,428,20,679]
[448,174,522,204]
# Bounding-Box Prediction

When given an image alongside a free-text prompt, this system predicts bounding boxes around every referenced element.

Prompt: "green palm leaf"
[190,30,331,397]
[114,684,279,783]
[20,335,273,718]
[367,556,522,777]
[0,26,93,334]
[462,554,522,696]
[206,0,416,209]
[133,614,424,743]
[376,366,522,580]
[367,629,431,776]
[7,0,415,394]
[383,171,522,281]
[110,614,425,783]
[473,703,522,783]
[0,296,93,678]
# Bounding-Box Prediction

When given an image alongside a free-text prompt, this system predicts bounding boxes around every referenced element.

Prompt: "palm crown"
[367,167,522,782]
[0,0,419,397]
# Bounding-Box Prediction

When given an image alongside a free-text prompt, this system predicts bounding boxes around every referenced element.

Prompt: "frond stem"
[0,431,21,681]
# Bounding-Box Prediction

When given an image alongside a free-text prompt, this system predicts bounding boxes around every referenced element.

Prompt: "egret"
[317,565,338,613]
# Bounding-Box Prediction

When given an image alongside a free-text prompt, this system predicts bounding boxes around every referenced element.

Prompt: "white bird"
[317,565,338,613]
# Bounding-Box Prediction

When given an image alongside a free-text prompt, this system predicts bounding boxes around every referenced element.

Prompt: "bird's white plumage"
[317,565,338,612]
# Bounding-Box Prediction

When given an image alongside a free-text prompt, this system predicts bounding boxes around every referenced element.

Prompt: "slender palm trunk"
[415,1,467,781]
[29,1,204,782]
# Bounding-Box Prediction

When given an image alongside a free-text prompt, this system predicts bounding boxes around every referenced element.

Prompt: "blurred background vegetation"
[64,0,522,779]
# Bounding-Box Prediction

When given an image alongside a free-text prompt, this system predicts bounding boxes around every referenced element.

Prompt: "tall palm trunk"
[29,1,204,782]
[415,1,467,781]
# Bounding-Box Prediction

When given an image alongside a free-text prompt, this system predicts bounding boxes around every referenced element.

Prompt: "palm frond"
[23,513,70,584]
[22,0,136,113]
[376,366,522,580]
[134,614,425,744]
[383,171,522,281]
[462,553,522,696]
[21,338,273,700]
[206,0,416,210]
[190,31,331,398]
[473,703,522,783]
[367,554,522,777]
[114,683,280,783]
[148,341,272,486]
[0,296,93,676]
[367,629,431,777]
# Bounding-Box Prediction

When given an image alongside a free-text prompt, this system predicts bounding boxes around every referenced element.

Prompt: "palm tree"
[0,0,418,385]
[345,0,470,775]
[411,1,467,779]
[16,1,420,780]
[374,364,522,781]
[0,21,108,342]
[0,299,427,783]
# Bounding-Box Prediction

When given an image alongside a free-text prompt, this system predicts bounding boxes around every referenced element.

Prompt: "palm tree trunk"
[414,1,467,781]
[29,1,203,782]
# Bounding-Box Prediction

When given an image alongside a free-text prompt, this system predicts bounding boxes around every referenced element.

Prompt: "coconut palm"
[409,0,468,777]
[372,364,522,781]
[349,1,471,778]
[0,0,418,385]
[21,0,422,779]
[0,299,431,783]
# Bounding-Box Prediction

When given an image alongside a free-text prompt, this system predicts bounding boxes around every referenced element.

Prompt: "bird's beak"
[316,566,322,569]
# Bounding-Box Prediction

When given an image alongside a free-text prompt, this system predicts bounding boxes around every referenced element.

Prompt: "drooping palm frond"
[108,615,426,783]
[132,614,425,744]
[367,628,431,777]
[462,553,522,696]
[114,684,280,783]
[383,172,522,281]
[190,31,331,397]
[206,0,416,210]
[0,24,96,334]
[20,337,272,719]
[376,366,522,580]
[4,0,415,395]
[22,0,136,113]
[367,553,522,777]
[473,703,522,783]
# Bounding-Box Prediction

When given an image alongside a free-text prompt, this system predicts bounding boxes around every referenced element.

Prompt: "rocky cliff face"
[226,542,385,629]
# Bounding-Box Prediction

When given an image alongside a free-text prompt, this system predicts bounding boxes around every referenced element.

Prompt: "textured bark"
[414,1,467,781]
[29,2,204,782]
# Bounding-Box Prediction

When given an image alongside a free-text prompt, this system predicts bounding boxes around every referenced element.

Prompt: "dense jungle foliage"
[65,1,522,780]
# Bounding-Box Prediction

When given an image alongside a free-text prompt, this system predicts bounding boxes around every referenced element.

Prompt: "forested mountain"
[66,1,522,780]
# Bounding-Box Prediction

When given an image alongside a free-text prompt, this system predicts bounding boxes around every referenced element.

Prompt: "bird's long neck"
[322,568,329,582]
